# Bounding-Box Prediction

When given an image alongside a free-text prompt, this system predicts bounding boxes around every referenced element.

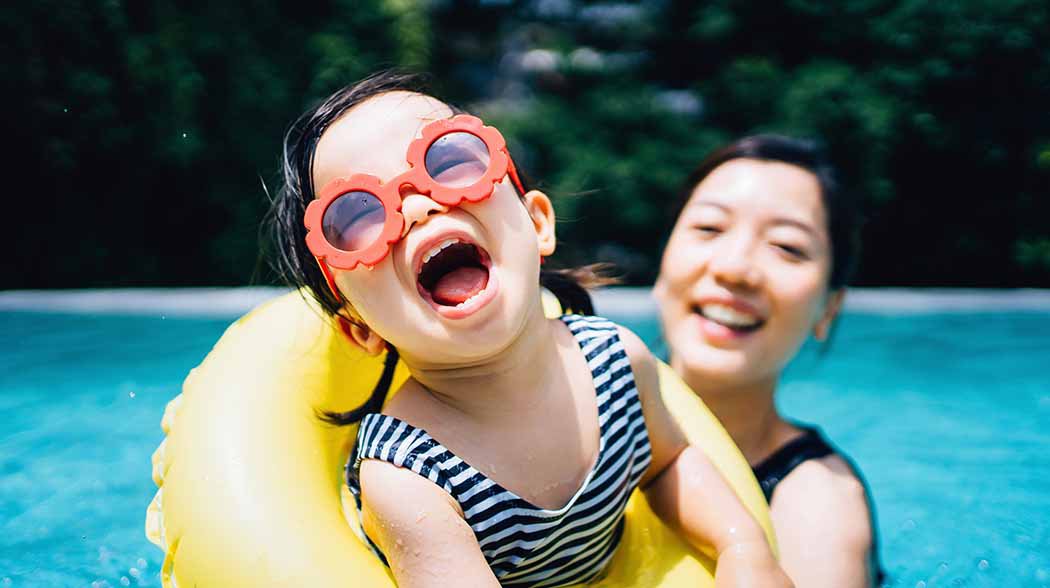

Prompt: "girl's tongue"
[431,266,489,306]
[418,241,492,307]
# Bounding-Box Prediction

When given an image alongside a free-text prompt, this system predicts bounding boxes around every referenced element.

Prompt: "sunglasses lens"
[424,132,491,188]
[321,191,386,252]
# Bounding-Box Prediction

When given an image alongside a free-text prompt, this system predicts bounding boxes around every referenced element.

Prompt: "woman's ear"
[814,289,846,341]
[523,190,556,257]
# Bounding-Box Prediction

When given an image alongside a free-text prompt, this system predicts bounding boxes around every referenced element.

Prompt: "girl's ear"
[337,312,387,356]
[814,289,846,341]
[523,190,556,257]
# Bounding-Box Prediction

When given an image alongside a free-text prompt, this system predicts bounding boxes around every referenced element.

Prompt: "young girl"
[270,71,792,588]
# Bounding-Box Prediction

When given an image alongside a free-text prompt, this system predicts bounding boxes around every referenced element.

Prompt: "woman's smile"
[655,158,832,382]
[689,295,768,347]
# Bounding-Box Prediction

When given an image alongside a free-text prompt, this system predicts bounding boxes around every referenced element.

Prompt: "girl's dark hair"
[671,134,861,290]
[266,70,607,426]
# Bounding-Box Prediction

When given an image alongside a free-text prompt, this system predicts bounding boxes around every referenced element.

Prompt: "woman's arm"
[359,459,500,588]
[769,457,875,587]
[618,327,792,588]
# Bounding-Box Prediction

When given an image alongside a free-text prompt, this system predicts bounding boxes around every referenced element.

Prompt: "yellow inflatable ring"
[146,290,776,587]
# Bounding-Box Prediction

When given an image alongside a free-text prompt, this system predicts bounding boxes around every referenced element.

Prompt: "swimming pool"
[1,289,1048,587]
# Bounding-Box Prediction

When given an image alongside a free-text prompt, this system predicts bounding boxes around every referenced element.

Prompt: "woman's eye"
[693,225,722,235]
[774,243,808,259]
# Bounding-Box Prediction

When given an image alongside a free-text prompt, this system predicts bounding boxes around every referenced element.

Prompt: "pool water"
[1,303,1049,587]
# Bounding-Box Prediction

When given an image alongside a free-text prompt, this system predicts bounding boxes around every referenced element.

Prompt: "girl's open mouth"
[416,238,498,318]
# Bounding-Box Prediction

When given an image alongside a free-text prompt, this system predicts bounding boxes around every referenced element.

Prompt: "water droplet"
[63,107,69,113]
[902,519,916,531]
[978,559,989,571]
[137,558,148,569]
[129,391,136,398]
[181,132,187,138]
[915,581,926,588]
[938,562,949,572]
[120,576,130,586]
[130,567,141,578]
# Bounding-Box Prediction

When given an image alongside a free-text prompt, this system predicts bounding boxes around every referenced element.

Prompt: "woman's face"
[654,158,841,388]
[312,92,554,365]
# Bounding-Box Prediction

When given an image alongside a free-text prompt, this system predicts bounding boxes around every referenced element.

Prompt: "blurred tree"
[3,0,428,288]
[4,0,1047,288]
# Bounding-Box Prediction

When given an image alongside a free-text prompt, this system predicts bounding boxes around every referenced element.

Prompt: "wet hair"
[670,134,861,290]
[265,70,610,426]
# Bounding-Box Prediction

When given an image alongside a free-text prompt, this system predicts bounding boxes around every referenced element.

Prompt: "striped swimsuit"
[347,314,653,587]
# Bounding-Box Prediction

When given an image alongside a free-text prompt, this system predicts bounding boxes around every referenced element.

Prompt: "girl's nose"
[400,193,449,238]
[710,237,763,289]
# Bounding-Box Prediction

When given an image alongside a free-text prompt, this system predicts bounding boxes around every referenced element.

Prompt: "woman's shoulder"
[771,452,874,551]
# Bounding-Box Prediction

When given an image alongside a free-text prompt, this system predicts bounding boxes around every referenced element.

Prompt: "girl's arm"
[617,327,793,588]
[359,459,500,588]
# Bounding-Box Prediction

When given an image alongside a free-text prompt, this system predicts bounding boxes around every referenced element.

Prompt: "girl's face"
[312,92,554,365]
[654,158,842,388]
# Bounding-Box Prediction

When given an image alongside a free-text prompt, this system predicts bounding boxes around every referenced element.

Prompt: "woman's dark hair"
[671,134,861,290]
[265,70,609,426]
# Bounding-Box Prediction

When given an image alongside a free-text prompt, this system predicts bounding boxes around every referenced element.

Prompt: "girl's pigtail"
[319,345,400,426]
[540,263,619,316]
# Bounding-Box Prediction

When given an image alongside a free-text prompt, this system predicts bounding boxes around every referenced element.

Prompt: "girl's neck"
[399,297,564,421]
[672,358,794,465]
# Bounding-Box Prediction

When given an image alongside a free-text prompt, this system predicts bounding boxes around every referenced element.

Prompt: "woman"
[654,135,884,587]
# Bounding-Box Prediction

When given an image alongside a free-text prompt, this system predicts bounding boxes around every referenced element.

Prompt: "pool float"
[146,290,776,587]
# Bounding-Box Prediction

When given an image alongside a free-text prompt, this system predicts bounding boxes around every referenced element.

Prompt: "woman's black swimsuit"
[751,426,887,586]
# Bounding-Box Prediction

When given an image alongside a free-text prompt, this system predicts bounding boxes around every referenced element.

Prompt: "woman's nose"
[709,236,763,289]
[400,192,449,238]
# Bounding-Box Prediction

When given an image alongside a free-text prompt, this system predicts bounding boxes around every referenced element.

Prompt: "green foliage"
[1016,238,1050,271]
[448,0,1050,285]
[5,0,428,288]
[5,0,1048,288]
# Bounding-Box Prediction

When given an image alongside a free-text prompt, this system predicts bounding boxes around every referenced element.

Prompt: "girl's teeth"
[455,289,484,308]
[422,239,459,265]
[701,304,760,328]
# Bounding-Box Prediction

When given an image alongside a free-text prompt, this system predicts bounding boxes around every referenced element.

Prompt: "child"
[269,71,792,588]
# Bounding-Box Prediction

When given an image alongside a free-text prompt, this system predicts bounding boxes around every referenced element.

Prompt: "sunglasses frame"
[304,114,524,272]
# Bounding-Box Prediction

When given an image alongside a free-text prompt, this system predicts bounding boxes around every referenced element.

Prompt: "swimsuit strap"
[752,426,833,502]
[752,426,887,584]
[346,313,652,587]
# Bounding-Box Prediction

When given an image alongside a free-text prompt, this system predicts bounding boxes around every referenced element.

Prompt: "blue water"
[1,306,1049,587]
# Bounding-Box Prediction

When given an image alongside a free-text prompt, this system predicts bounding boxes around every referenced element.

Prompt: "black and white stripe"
[348,315,652,587]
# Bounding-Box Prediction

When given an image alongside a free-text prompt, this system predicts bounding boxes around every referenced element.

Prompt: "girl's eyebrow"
[413,109,454,133]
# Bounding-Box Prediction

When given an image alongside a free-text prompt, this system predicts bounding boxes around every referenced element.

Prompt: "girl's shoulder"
[556,314,650,354]
[554,314,659,395]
